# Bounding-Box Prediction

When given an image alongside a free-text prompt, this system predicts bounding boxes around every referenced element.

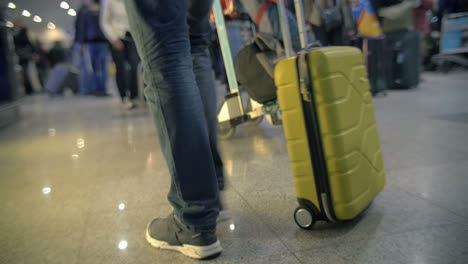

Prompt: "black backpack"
[234,33,284,104]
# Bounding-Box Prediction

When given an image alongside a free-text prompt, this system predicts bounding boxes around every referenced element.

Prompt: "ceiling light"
[68,8,77,16]
[60,1,69,9]
[47,22,56,30]
[33,16,42,23]
[6,21,14,28]
[48,128,56,136]
[22,10,31,17]
[8,2,16,9]
[77,138,85,148]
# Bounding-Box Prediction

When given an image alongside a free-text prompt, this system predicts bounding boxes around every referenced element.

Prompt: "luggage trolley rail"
[432,12,468,69]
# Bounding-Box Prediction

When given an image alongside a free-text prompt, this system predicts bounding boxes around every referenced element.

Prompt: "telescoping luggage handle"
[277,0,310,56]
[212,0,239,94]
[277,0,316,102]
[212,0,244,115]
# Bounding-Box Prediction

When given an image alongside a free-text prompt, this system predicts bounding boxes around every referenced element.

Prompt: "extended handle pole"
[277,0,294,57]
[293,0,309,49]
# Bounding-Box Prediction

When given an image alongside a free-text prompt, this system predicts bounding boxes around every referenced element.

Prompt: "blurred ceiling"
[4,0,82,39]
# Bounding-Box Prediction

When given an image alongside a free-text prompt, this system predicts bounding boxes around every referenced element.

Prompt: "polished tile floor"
[1,71,468,263]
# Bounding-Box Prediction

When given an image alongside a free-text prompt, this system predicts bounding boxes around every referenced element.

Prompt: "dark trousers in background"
[312,25,344,46]
[19,60,33,94]
[109,37,140,101]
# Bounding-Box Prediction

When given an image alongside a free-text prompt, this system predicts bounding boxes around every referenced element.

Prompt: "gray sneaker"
[145,213,222,259]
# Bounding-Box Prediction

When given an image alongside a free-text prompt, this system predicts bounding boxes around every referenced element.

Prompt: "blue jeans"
[226,22,243,59]
[266,3,301,51]
[79,43,108,94]
[125,0,223,231]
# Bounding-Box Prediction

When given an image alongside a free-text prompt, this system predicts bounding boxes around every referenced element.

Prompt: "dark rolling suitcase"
[364,37,390,95]
[45,64,78,95]
[386,30,421,89]
[353,36,390,96]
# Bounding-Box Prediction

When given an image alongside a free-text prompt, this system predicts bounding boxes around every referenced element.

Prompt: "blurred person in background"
[75,0,110,96]
[100,0,140,110]
[34,40,50,90]
[48,41,67,67]
[413,0,433,70]
[239,0,301,50]
[13,20,34,95]
[413,0,433,34]
[303,0,349,46]
[438,0,468,18]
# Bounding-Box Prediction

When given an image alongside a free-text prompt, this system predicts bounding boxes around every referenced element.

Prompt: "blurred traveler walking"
[13,21,34,95]
[101,0,140,109]
[303,0,350,46]
[75,0,109,96]
[124,0,224,259]
[48,41,67,67]
[34,40,50,89]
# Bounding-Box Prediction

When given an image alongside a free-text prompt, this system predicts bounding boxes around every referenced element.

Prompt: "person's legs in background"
[110,41,130,104]
[125,0,221,258]
[312,24,329,46]
[78,45,93,95]
[20,60,34,95]
[125,37,140,104]
[89,42,109,96]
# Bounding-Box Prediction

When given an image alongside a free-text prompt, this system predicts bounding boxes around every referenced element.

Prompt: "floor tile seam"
[288,222,459,255]
[384,154,468,176]
[377,222,465,239]
[228,178,422,254]
[384,154,468,172]
[290,251,309,264]
[379,125,468,152]
[229,184,298,256]
[85,201,169,216]
[291,239,408,263]
[290,244,348,263]
[391,184,468,222]
[287,232,384,253]
[428,137,468,155]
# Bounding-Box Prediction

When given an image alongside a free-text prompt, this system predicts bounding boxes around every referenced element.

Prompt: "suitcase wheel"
[219,126,236,140]
[248,116,264,126]
[294,206,316,230]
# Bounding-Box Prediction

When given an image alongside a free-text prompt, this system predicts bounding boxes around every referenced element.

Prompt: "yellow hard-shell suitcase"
[275,47,386,229]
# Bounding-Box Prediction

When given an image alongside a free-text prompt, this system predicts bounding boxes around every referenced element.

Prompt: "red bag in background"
[210,0,241,22]
[413,0,433,34]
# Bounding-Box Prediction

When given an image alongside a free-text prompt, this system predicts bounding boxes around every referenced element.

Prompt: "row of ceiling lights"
[6,1,77,30]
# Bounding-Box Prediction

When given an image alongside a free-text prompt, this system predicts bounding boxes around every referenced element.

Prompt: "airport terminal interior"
[1,0,468,263]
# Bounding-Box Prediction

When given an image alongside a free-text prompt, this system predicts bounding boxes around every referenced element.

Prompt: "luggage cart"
[213,0,308,139]
[213,0,269,140]
[432,12,468,71]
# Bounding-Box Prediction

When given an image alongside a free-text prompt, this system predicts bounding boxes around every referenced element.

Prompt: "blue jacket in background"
[75,4,107,43]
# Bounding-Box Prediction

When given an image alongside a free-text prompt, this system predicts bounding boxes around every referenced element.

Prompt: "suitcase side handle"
[297,52,312,102]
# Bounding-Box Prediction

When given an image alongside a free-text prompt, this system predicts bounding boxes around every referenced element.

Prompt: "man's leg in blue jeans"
[187,0,225,190]
[125,0,222,259]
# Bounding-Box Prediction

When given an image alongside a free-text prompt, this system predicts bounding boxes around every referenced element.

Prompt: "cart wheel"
[248,116,264,126]
[439,61,453,73]
[294,206,316,230]
[219,126,236,140]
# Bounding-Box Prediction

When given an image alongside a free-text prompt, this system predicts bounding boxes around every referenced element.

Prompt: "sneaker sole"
[145,229,222,260]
